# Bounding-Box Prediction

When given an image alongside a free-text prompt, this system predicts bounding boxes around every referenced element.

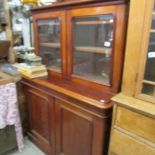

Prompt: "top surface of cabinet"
[31,0,127,12]
[32,1,127,98]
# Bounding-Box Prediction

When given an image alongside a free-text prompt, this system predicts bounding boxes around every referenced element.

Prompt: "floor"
[6,138,45,155]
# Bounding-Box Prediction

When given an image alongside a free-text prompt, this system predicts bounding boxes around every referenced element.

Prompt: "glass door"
[37,18,61,71]
[33,11,66,77]
[67,5,127,92]
[72,15,114,85]
[135,0,155,103]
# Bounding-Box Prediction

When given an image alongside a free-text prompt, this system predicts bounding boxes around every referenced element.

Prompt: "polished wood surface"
[31,0,127,13]
[55,99,94,155]
[23,77,113,110]
[25,86,54,154]
[23,78,112,155]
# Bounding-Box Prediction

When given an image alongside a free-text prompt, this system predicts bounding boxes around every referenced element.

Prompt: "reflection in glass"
[39,47,61,71]
[142,5,155,97]
[151,15,155,29]
[142,83,154,96]
[37,19,61,72]
[72,15,114,84]
[144,33,155,82]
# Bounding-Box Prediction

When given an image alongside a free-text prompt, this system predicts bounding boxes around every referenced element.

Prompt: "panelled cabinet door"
[26,88,54,154]
[55,99,109,155]
[67,5,127,92]
[33,11,67,78]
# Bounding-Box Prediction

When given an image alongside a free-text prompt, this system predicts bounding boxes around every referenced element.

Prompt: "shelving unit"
[75,46,112,54]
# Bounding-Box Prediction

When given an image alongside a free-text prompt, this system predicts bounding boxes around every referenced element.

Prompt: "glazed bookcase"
[33,0,127,94]
[22,1,128,155]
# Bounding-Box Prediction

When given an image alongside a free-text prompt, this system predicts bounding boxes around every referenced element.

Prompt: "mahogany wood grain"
[55,99,93,155]
[22,77,113,110]
[31,0,127,13]
[67,4,127,93]
[23,78,112,155]
[25,87,54,154]
[55,98,111,155]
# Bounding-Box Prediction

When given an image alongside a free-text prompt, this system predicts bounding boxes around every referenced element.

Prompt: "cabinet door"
[26,87,54,154]
[33,11,67,78]
[55,99,110,155]
[67,5,127,92]
[134,0,155,103]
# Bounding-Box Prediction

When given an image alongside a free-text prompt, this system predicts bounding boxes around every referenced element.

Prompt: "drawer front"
[110,129,155,155]
[115,106,155,143]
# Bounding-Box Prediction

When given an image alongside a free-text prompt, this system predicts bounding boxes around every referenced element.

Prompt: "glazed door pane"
[141,3,155,98]
[37,19,61,72]
[72,15,114,85]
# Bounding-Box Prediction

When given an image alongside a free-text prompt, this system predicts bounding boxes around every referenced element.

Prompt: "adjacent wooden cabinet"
[108,0,155,155]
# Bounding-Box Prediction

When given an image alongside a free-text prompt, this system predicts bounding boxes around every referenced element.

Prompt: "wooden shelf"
[73,73,109,85]
[39,42,60,48]
[38,22,60,26]
[150,29,155,32]
[152,12,155,15]
[75,20,113,25]
[75,46,112,54]
[143,80,155,86]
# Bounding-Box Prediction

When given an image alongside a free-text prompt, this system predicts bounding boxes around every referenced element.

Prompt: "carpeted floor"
[6,137,45,155]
